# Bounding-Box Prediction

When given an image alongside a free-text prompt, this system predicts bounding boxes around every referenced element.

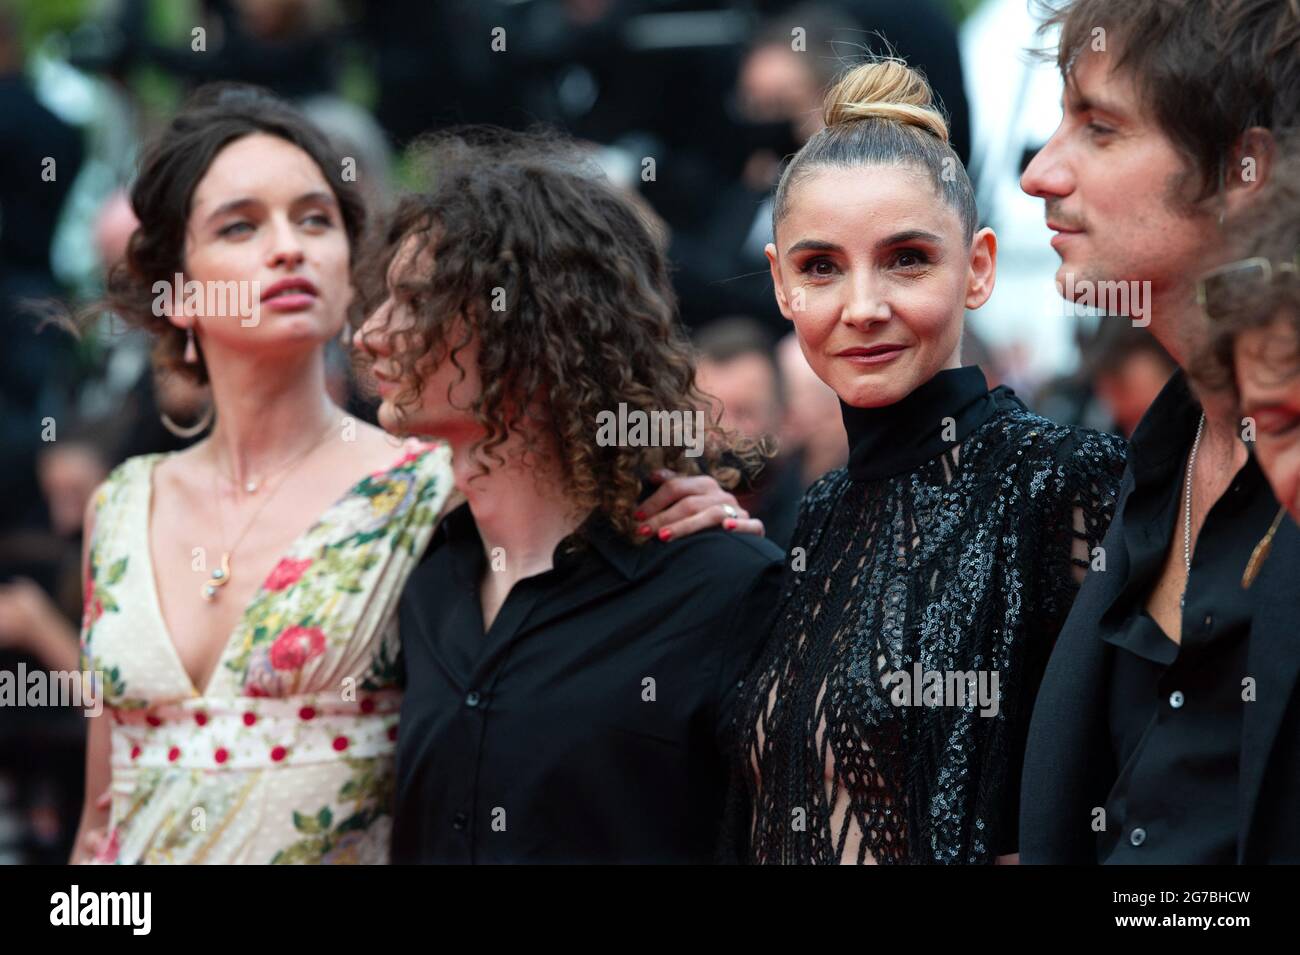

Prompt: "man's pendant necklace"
[1180,412,1206,610]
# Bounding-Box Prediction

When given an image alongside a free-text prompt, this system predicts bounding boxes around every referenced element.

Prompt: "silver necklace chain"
[1181,412,1206,604]
[202,419,336,601]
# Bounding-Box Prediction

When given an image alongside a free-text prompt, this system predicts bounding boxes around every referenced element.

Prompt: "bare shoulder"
[151,443,202,488]
[338,420,423,474]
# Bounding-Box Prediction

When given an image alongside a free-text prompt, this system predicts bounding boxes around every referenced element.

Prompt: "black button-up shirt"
[391,502,785,864]
[1096,372,1269,863]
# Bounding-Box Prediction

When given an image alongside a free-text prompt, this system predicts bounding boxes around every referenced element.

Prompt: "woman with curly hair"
[353,128,786,863]
[73,88,751,865]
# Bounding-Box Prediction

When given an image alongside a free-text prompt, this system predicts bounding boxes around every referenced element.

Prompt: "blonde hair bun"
[822,58,949,143]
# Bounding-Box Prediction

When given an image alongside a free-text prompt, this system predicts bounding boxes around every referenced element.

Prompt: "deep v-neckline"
[139,446,411,698]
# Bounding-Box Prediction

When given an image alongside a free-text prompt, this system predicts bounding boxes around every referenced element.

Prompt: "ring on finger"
[722,504,738,520]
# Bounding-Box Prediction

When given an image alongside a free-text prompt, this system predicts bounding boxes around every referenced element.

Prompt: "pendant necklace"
[201,419,335,601]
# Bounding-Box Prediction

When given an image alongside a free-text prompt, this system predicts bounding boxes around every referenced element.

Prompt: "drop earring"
[184,327,198,363]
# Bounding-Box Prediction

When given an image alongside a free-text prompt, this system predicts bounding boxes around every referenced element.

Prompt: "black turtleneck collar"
[840,366,1000,482]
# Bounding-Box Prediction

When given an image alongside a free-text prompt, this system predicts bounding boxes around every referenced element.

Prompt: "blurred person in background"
[1086,321,1176,438]
[775,330,848,486]
[0,424,111,863]
[0,0,92,864]
[68,0,342,101]
[0,427,114,675]
[695,317,803,547]
[0,3,85,535]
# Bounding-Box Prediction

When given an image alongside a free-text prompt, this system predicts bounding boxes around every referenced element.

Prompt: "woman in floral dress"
[81,442,450,864]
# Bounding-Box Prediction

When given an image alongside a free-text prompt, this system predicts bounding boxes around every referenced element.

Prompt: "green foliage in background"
[949,0,989,20]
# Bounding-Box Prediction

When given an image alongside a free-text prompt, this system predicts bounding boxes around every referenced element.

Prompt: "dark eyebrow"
[205,197,259,224]
[879,229,943,248]
[1076,94,1126,118]
[293,190,338,210]
[205,191,338,225]
[786,238,842,256]
[1064,75,1127,120]
[786,231,944,257]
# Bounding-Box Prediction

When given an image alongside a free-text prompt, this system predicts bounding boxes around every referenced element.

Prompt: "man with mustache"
[1018,0,1300,863]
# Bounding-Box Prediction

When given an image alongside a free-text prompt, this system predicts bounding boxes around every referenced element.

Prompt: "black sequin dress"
[724,367,1127,864]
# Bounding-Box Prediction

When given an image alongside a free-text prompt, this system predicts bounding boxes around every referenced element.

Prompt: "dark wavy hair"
[1034,0,1300,207]
[1196,142,1300,391]
[363,127,763,541]
[101,83,366,385]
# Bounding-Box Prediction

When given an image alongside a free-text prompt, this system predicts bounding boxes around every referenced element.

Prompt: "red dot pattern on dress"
[132,704,393,767]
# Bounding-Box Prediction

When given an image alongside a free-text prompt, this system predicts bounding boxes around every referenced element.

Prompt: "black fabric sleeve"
[994,428,1127,856]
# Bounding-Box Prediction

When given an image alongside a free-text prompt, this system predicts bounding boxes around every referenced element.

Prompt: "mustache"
[1044,199,1085,231]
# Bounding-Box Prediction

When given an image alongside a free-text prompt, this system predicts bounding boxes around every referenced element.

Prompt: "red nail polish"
[658,528,673,542]
[724,518,736,530]
[638,524,653,536]
[634,510,646,521]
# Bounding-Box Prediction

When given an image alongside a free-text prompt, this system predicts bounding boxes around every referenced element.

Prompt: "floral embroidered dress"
[79,440,452,864]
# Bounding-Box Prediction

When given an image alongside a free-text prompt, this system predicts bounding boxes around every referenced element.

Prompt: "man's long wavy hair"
[363,127,763,542]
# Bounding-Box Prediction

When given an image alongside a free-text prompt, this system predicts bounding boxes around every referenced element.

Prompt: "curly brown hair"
[1197,142,1300,391]
[99,83,366,385]
[363,127,764,542]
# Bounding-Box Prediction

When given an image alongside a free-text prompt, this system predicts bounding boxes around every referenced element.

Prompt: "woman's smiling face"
[1234,310,1300,524]
[765,164,996,409]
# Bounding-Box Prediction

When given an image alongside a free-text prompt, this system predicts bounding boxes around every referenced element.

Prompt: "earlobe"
[152,276,193,330]
[765,243,793,321]
[964,228,998,310]
[1227,127,1274,203]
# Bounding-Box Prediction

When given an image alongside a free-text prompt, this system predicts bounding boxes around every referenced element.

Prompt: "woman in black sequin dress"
[723,59,1128,864]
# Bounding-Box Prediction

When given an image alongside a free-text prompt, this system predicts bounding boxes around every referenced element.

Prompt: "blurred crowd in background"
[0,0,1176,863]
